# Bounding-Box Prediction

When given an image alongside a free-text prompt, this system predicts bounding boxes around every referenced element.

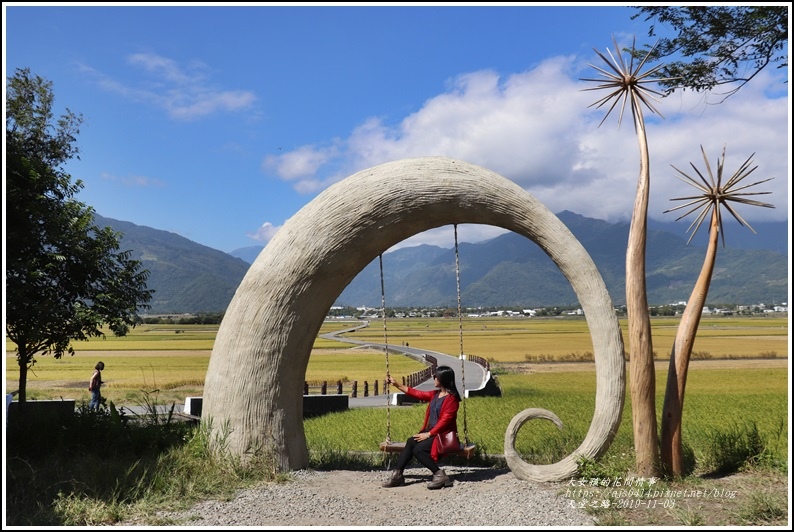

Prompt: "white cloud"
[261,144,341,194]
[100,171,165,188]
[247,221,281,243]
[127,53,198,85]
[388,224,509,252]
[85,53,257,121]
[262,54,788,246]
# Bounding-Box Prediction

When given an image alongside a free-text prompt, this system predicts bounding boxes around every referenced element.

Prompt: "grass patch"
[5,397,283,526]
[734,492,788,524]
[304,366,787,478]
[5,316,788,525]
[5,362,787,526]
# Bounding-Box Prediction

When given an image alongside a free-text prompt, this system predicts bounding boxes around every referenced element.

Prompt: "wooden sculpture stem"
[661,209,720,476]
[626,109,659,478]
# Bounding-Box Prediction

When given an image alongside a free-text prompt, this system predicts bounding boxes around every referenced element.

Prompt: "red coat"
[404,387,460,460]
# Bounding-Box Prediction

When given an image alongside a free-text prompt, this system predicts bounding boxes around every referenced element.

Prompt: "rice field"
[5,316,788,408]
[305,364,789,471]
[345,315,788,362]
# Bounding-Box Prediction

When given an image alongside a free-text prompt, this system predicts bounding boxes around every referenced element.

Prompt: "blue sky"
[4,3,790,254]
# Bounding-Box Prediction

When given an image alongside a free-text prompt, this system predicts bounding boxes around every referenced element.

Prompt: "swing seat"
[379,440,477,459]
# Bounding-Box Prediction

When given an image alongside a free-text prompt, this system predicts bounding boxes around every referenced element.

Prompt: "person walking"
[382,365,461,490]
[88,361,105,410]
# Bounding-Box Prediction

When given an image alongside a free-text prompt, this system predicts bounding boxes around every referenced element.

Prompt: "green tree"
[632,6,788,101]
[6,67,153,402]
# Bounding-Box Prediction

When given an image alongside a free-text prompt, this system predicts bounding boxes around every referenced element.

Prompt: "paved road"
[320,320,487,408]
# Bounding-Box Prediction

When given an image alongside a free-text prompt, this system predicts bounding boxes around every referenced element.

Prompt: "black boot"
[427,468,452,489]
[382,470,405,488]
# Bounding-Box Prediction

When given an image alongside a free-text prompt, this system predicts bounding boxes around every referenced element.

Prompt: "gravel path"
[135,466,596,527]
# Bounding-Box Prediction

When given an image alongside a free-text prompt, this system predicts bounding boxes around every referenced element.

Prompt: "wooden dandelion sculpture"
[581,36,675,477]
[581,36,669,130]
[660,145,774,476]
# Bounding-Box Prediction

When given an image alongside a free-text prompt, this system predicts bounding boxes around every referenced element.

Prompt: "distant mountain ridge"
[326,211,788,308]
[94,214,250,314]
[96,212,788,314]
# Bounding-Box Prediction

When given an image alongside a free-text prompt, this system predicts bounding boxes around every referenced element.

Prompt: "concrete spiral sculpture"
[202,156,625,481]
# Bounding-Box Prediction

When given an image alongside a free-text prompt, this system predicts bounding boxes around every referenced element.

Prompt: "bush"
[5,397,192,526]
[698,422,766,475]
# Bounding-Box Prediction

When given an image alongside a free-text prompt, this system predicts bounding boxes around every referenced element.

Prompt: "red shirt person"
[382,365,461,490]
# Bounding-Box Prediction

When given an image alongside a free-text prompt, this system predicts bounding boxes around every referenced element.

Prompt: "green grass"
[6,368,788,526]
[6,399,284,526]
[305,366,788,474]
[5,315,787,526]
[5,363,787,526]
[734,492,788,524]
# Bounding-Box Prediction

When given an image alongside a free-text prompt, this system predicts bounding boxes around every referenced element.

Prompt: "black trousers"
[395,436,439,473]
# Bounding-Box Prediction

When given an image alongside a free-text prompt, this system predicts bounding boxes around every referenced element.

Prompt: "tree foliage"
[631,6,788,101]
[5,67,153,402]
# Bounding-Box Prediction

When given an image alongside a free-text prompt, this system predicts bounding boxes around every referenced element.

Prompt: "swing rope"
[379,253,392,445]
[454,224,470,445]
[378,229,477,459]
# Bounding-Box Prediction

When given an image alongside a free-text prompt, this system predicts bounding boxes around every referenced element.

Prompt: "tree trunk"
[661,209,719,476]
[17,350,29,403]
[626,109,659,478]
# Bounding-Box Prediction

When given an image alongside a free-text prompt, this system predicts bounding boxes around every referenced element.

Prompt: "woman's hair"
[434,365,461,401]
[95,361,105,371]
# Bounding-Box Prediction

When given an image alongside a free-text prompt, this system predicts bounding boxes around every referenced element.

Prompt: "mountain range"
[94,214,251,314]
[95,211,789,314]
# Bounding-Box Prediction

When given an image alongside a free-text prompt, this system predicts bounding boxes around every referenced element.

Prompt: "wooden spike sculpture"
[660,146,774,476]
[583,37,776,479]
[581,35,674,478]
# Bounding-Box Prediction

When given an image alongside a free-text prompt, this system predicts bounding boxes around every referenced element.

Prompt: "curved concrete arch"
[202,156,625,480]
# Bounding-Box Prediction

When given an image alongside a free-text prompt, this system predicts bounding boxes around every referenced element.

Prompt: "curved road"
[126,320,487,417]
[320,320,487,407]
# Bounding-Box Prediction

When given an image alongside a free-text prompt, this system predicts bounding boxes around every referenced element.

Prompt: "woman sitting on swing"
[382,365,461,490]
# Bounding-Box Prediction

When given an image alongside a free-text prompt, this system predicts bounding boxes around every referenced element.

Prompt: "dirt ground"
[322,468,790,527]
[130,465,789,527]
[593,468,790,527]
